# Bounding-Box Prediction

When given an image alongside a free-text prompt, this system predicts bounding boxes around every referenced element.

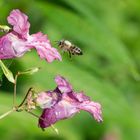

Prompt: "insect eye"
[59,42,62,45]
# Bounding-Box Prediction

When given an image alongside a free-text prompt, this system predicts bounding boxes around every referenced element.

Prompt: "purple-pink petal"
[0,35,13,59]
[39,108,58,128]
[55,75,72,93]
[28,32,62,62]
[36,91,61,109]
[0,33,30,59]
[78,101,103,122]
[7,9,30,39]
[39,94,79,128]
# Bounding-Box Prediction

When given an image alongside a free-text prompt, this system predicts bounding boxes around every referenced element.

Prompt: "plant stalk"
[0,108,15,120]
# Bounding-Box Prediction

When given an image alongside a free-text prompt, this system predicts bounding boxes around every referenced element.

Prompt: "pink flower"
[0,9,62,62]
[36,76,102,129]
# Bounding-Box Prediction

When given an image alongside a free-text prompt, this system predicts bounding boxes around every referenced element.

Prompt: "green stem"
[0,108,15,120]
[13,72,19,107]
[18,87,33,108]
[13,67,40,107]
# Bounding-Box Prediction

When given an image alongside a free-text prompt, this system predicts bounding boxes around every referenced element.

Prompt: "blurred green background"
[0,0,140,140]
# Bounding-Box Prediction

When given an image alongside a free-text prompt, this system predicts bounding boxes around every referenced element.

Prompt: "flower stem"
[13,72,19,107]
[0,108,15,120]
[13,68,39,107]
[18,87,33,108]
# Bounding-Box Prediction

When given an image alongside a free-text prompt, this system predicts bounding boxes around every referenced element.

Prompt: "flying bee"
[57,39,83,58]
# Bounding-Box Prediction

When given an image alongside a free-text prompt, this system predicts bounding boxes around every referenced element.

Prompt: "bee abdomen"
[70,46,83,55]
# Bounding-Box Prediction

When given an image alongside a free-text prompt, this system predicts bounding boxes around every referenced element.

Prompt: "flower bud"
[0,25,11,33]
[18,67,40,75]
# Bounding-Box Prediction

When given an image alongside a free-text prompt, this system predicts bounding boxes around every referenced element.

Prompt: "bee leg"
[69,52,72,58]
[62,50,65,54]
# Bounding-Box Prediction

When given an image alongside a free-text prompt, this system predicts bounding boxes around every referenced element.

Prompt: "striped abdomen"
[69,45,83,55]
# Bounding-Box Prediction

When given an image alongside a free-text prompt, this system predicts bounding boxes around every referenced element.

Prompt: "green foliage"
[0,0,140,140]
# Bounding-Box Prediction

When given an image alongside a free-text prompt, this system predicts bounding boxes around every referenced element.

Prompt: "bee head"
[54,40,63,46]
[56,39,72,48]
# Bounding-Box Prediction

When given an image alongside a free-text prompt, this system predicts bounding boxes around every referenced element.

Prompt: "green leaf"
[0,60,15,83]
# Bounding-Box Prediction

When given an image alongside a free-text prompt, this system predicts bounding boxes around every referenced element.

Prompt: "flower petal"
[55,75,72,93]
[36,92,53,109]
[39,98,78,128]
[36,91,61,109]
[78,101,103,122]
[7,9,30,39]
[0,33,30,59]
[0,35,14,59]
[28,32,62,63]
[67,92,90,102]
[39,108,57,128]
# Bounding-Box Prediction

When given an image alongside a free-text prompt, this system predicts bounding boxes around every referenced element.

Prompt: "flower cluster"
[0,9,61,62]
[0,9,102,131]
